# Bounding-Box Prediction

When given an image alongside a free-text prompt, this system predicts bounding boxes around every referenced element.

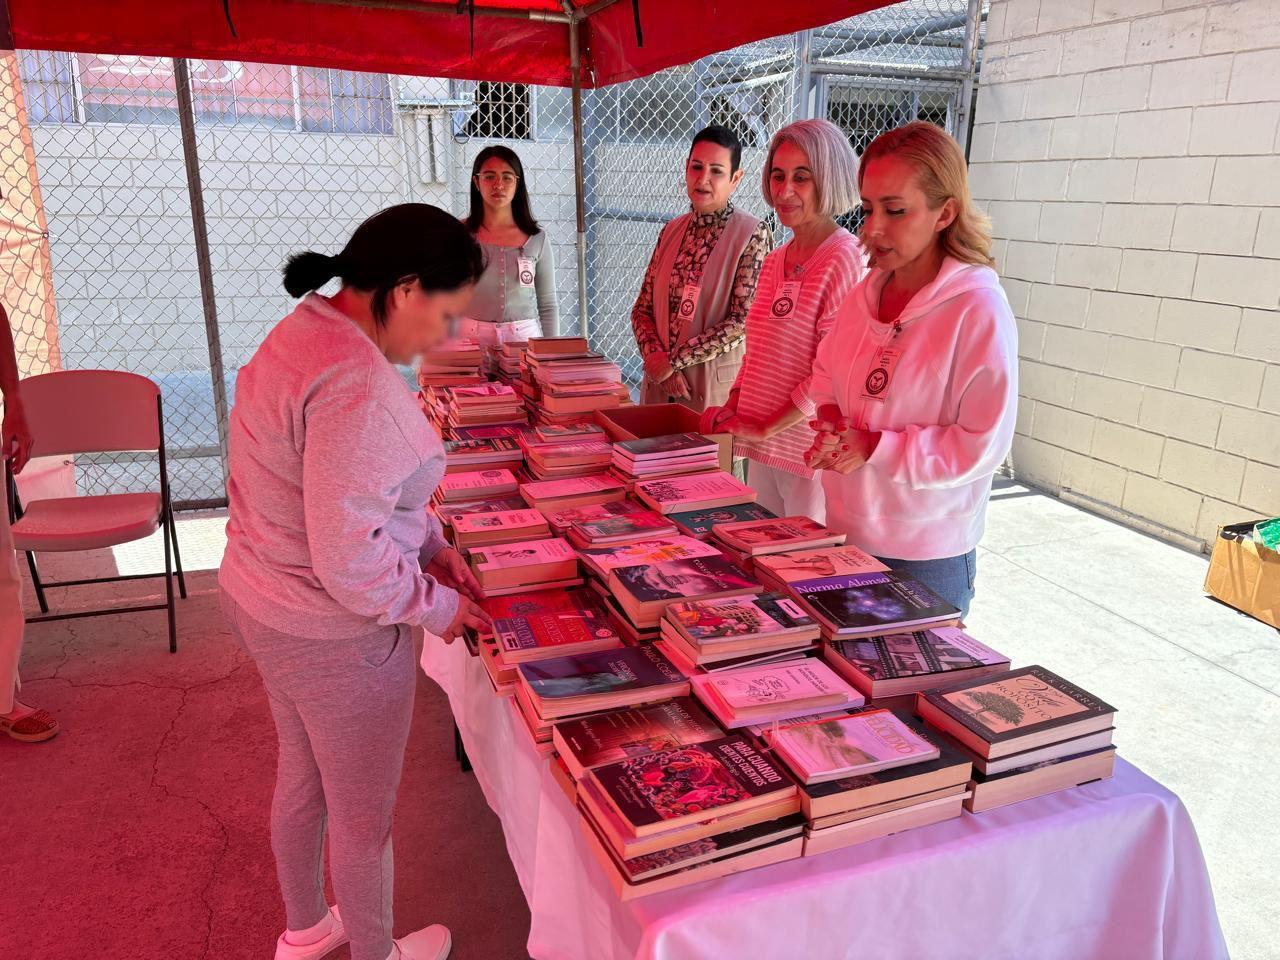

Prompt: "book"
[577,536,723,579]
[535,421,607,443]
[711,517,846,557]
[444,436,523,465]
[823,627,1010,700]
[436,468,519,503]
[796,572,960,638]
[802,790,968,857]
[519,473,628,511]
[567,508,677,548]
[634,471,756,515]
[964,745,1117,813]
[435,496,530,528]
[542,498,648,535]
[916,665,1118,760]
[770,709,940,784]
[490,592,623,665]
[451,509,550,549]
[606,555,763,628]
[972,727,1116,776]
[753,544,890,592]
[552,697,723,781]
[692,658,865,728]
[516,644,689,720]
[582,735,799,856]
[613,433,719,461]
[658,635,817,675]
[667,593,818,647]
[527,335,590,356]
[670,502,778,539]
[468,537,579,591]
[447,424,528,442]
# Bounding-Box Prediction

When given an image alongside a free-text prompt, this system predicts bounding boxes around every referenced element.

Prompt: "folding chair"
[4,370,187,652]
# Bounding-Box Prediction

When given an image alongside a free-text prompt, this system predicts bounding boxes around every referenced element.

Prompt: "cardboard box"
[1204,519,1280,629]
[595,402,733,472]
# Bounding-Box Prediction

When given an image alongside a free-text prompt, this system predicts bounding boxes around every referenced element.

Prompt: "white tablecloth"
[421,639,1229,960]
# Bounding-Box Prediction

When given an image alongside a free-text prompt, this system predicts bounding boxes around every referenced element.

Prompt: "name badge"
[770,280,802,319]
[517,257,536,289]
[861,345,903,402]
[676,282,701,324]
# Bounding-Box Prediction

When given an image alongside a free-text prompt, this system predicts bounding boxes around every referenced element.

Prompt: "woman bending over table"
[460,145,558,347]
[805,122,1017,618]
[220,204,492,960]
[702,119,867,521]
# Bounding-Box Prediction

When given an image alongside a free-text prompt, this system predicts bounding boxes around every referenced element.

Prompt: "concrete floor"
[1,483,1276,959]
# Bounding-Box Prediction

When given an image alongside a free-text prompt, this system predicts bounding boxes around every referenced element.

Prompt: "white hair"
[760,119,860,218]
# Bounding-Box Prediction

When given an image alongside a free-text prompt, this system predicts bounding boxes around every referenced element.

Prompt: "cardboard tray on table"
[594,402,733,472]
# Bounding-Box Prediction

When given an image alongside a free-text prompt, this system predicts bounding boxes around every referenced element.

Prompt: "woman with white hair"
[702,119,866,521]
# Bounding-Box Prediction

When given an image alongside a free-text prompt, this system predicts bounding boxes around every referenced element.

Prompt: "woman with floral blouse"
[630,124,771,412]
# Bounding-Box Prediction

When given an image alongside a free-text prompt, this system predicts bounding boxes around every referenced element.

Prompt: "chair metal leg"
[167,507,187,600]
[162,511,177,653]
[25,551,49,614]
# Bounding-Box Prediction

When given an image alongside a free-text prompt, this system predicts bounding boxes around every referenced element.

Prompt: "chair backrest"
[18,370,162,459]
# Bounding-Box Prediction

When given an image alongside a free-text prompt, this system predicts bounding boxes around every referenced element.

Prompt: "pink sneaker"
[392,924,452,960]
[275,905,349,960]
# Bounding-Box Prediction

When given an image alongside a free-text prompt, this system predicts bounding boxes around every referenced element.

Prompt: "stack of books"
[445,383,527,428]
[419,338,484,389]
[476,587,624,694]
[443,436,524,475]
[605,554,763,635]
[451,507,550,551]
[780,710,973,856]
[467,537,582,596]
[710,516,846,566]
[490,340,526,384]
[576,735,804,896]
[565,507,676,550]
[552,696,723,782]
[443,423,526,444]
[543,498,650,536]
[670,502,778,540]
[915,666,1117,813]
[823,626,1011,709]
[753,543,889,594]
[513,644,690,749]
[791,571,961,640]
[435,495,530,532]
[690,657,864,729]
[576,534,721,581]
[532,421,608,445]
[433,468,520,506]
[657,592,821,674]
[610,434,720,484]
[524,338,629,422]
[519,474,628,514]
[634,471,756,516]
[521,437,614,480]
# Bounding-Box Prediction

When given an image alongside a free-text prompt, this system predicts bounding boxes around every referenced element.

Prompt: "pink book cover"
[636,472,753,506]
[702,659,853,711]
[521,474,626,500]
[471,538,576,573]
[452,509,546,536]
[440,469,517,495]
[452,383,516,400]
[578,537,722,573]
[754,545,889,583]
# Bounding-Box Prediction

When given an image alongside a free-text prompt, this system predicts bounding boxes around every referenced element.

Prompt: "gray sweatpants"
[221,593,416,960]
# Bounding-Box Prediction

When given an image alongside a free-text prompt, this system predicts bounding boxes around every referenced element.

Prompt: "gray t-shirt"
[468,229,559,336]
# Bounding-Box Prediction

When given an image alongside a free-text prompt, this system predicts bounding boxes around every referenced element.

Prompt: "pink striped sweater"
[729,229,867,477]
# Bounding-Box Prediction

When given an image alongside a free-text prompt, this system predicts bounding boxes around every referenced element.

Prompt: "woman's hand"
[643,350,674,384]
[700,403,736,434]
[723,415,773,443]
[439,597,492,645]
[661,370,692,400]
[805,416,880,474]
[2,400,33,475]
[426,547,484,602]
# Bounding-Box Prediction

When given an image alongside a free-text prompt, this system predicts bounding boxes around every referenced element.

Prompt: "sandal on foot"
[0,708,59,743]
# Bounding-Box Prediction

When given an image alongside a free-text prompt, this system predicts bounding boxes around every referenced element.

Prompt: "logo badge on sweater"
[861,346,902,402]
[771,281,802,319]
[517,257,536,288]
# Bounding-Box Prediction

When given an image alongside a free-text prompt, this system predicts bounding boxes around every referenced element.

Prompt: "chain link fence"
[3,0,982,506]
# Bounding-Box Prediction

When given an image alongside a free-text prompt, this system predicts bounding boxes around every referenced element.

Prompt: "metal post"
[793,29,813,121]
[173,58,231,496]
[954,0,983,155]
[569,19,590,340]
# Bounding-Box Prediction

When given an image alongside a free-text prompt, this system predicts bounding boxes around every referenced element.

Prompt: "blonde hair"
[760,119,860,219]
[858,121,995,268]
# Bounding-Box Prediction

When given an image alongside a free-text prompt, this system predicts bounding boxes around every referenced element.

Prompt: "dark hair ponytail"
[465,145,541,237]
[282,203,485,322]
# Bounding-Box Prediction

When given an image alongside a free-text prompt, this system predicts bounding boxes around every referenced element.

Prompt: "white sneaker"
[391,923,452,960]
[275,905,349,960]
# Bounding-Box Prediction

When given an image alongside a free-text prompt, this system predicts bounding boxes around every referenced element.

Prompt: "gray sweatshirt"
[219,293,459,639]
[467,230,559,336]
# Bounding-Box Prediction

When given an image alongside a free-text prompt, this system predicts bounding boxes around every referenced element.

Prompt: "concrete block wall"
[973,0,1280,551]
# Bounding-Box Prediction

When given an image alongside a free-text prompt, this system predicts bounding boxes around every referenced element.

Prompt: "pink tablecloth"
[421,639,1228,960]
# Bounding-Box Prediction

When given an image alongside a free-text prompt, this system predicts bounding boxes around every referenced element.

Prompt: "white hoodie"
[809,256,1018,560]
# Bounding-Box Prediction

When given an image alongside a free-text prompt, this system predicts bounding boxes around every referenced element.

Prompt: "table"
[421,638,1229,960]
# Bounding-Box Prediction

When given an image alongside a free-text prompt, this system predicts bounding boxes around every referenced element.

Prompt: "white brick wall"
[976,0,1280,550]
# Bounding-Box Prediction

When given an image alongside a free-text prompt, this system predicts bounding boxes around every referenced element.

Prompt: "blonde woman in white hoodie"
[804,122,1017,617]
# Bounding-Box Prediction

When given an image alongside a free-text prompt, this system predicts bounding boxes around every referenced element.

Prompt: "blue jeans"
[875,549,977,620]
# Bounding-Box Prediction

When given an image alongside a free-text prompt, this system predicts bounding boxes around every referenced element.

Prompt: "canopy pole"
[792,29,813,121]
[173,58,231,496]
[569,16,589,340]
[954,0,983,154]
